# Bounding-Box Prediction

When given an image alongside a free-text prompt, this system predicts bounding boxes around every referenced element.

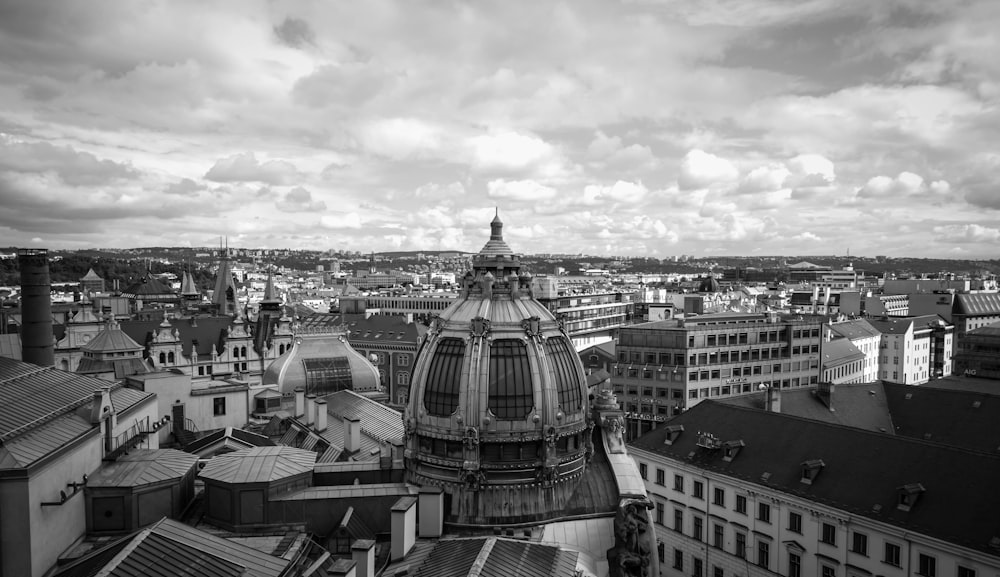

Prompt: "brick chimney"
[18,248,54,366]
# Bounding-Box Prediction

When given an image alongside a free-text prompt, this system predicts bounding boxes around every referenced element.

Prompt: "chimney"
[344,415,361,453]
[405,312,413,325]
[314,398,328,433]
[418,486,444,538]
[765,386,781,413]
[17,248,54,366]
[294,388,305,418]
[328,558,356,577]
[390,496,417,561]
[817,382,835,411]
[351,539,376,577]
[304,394,316,426]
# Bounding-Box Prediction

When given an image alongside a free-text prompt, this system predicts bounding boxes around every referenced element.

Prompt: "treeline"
[0,255,217,290]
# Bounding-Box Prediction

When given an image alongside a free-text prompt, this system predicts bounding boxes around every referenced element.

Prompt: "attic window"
[800,459,825,485]
[722,440,745,462]
[897,483,925,512]
[663,425,684,445]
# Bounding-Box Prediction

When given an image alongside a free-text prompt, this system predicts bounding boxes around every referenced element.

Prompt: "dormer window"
[722,440,745,462]
[897,483,925,511]
[800,459,825,485]
[663,425,684,445]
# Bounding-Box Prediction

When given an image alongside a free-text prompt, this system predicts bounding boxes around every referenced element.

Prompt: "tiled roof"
[883,381,1000,453]
[720,384,895,432]
[120,273,177,298]
[198,446,315,485]
[0,332,21,360]
[630,401,1000,556]
[185,427,274,455]
[87,449,198,488]
[81,268,104,281]
[325,389,404,444]
[956,292,1000,316]
[82,325,144,353]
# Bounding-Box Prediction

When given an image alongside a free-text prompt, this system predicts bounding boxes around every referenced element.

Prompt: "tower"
[212,242,238,316]
[18,248,54,366]
[403,212,593,525]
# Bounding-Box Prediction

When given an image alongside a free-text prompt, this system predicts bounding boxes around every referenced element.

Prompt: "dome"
[404,213,593,525]
[698,274,720,293]
[262,330,381,397]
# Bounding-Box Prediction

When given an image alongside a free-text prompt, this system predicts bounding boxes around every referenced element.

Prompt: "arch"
[488,339,533,419]
[423,337,465,417]
[167,351,175,363]
[240,346,247,358]
[159,352,166,365]
[232,346,239,358]
[279,344,286,355]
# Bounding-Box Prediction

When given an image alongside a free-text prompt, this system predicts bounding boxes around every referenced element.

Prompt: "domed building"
[262,327,382,399]
[404,212,595,525]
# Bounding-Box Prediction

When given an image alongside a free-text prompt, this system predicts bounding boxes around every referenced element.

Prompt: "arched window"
[279,344,285,355]
[397,371,409,386]
[168,351,175,363]
[488,339,533,419]
[159,352,166,365]
[233,346,239,358]
[240,346,247,358]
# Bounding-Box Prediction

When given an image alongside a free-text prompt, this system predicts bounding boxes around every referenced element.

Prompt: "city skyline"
[1,1,998,258]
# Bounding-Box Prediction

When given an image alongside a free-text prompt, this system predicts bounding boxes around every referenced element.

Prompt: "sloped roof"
[198,446,315,485]
[394,537,578,577]
[719,383,895,432]
[121,273,177,299]
[0,357,112,439]
[82,324,145,354]
[81,268,104,281]
[968,321,1000,337]
[828,318,880,340]
[0,333,20,360]
[120,316,234,358]
[956,292,1000,316]
[883,381,1000,453]
[87,449,198,488]
[71,308,102,324]
[149,518,289,577]
[869,314,947,335]
[185,427,275,456]
[325,389,404,445]
[630,401,1000,557]
[820,338,865,369]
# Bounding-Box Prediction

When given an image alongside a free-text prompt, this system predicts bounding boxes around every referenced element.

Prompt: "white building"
[825,318,881,383]
[869,315,954,384]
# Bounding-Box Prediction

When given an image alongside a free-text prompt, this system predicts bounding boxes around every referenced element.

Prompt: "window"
[918,554,936,577]
[714,566,723,577]
[693,516,703,541]
[713,487,725,506]
[656,468,665,485]
[693,480,704,499]
[821,522,837,545]
[788,511,802,534]
[213,397,226,416]
[735,495,747,514]
[694,558,704,577]
[789,552,801,577]
[658,542,665,564]
[822,565,836,577]
[487,339,533,419]
[674,509,684,532]
[639,463,648,480]
[656,502,665,525]
[957,566,976,577]
[735,532,746,558]
[884,543,901,567]
[851,532,868,556]
[398,354,409,366]
[758,502,771,523]
[674,549,684,570]
[674,474,685,492]
[713,523,724,548]
[757,540,770,568]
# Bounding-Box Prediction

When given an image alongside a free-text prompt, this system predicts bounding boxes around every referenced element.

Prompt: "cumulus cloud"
[163,178,205,197]
[356,118,441,160]
[469,131,554,173]
[276,186,326,212]
[273,16,315,49]
[737,163,791,194]
[0,137,136,186]
[487,179,558,201]
[785,153,836,196]
[678,149,738,190]
[933,224,1000,243]
[858,171,925,198]
[205,152,299,185]
[582,180,649,205]
[320,212,363,229]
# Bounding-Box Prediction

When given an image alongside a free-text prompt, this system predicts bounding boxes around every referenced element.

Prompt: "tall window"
[713,523,724,548]
[757,541,770,568]
[957,566,976,577]
[713,487,725,506]
[424,338,465,416]
[693,517,703,541]
[822,566,836,577]
[918,554,936,577]
[693,480,704,499]
[694,558,704,577]
[789,552,801,577]
[674,509,683,532]
[488,339,533,419]
[884,543,901,567]
[735,495,747,514]
[821,522,837,545]
[656,468,665,486]
[639,463,647,479]
[788,511,802,534]
[213,397,226,416]
[735,533,746,558]
[851,532,868,556]
[674,549,684,570]
[674,474,685,492]
[655,502,664,525]
[758,502,771,523]
[657,542,665,564]
[546,337,583,410]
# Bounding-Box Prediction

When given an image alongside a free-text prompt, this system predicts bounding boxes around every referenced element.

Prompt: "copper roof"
[198,446,315,485]
[87,449,198,488]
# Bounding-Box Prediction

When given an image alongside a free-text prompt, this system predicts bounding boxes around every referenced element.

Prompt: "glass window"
[694,558,704,577]
[693,480,704,499]
[851,532,868,556]
[674,549,684,570]
[821,522,836,545]
[757,540,770,568]
[958,566,976,577]
[674,509,683,532]
[735,494,747,514]
[656,468,665,485]
[918,554,936,577]
[213,397,226,416]
[735,532,746,558]
[713,523,724,548]
[656,502,665,525]
[674,474,684,492]
[758,502,770,523]
[639,463,648,480]
[693,516,703,541]
[884,543,901,567]
[788,511,802,534]
[789,553,801,577]
[822,566,836,577]
[713,487,725,506]
[488,339,533,419]
[424,338,464,416]
[545,337,584,410]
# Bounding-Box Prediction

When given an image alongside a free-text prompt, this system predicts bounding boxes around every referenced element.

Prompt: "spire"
[261,265,282,312]
[479,209,513,258]
[212,246,238,316]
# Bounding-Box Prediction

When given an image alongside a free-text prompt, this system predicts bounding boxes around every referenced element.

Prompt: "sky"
[0,1,998,258]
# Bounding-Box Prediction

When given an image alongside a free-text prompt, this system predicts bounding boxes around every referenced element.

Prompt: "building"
[952,321,1000,379]
[613,312,826,436]
[0,357,160,577]
[869,315,954,384]
[824,318,881,383]
[78,268,105,294]
[535,288,636,349]
[819,338,867,384]
[629,401,1000,577]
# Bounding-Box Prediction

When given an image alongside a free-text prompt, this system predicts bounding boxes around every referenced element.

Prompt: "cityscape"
[2,2,999,577]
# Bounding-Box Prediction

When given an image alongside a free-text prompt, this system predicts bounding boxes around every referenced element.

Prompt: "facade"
[536,290,637,349]
[952,322,1000,379]
[951,293,1000,346]
[825,318,881,383]
[819,338,867,384]
[869,315,954,385]
[630,401,1000,577]
[613,312,825,435]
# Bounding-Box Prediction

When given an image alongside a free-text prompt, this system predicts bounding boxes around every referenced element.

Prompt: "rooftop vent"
[800,459,826,485]
[663,425,685,445]
[897,483,926,512]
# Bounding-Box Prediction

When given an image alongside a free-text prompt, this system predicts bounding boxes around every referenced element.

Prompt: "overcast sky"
[1,1,998,258]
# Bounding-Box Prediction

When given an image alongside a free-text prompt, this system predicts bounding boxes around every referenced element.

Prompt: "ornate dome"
[262,329,381,397]
[698,273,720,293]
[404,213,593,525]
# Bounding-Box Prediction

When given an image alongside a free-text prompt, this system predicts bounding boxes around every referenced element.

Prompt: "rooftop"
[87,449,198,488]
[198,446,316,485]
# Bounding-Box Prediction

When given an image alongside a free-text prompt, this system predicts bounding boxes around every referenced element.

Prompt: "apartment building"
[630,401,1000,577]
[869,315,954,385]
[824,318,881,383]
[613,312,825,435]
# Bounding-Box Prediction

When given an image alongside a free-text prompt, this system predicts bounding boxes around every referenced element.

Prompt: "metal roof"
[405,538,579,577]
[956,292,1000,316]
[104,532,245,577]
[87,449,198,488]
[149,518,289,577]
[198,446,315,485]
[324,389,404,445]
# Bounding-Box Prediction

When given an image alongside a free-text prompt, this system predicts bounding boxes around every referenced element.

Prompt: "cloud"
[678,149,738,190]
[320,213,363,229]
[737,164,791,194]
[355,118,441,160]
[487,179,558,201]
[857,171,924,198]
[0,137,136,185]
[163,178,204,197]
[273,17,315,49]
[582,181,649,205]
[469,130,555,173]
[205,152,299,185]
[276,186,326,212]
[933,224,1000,243]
